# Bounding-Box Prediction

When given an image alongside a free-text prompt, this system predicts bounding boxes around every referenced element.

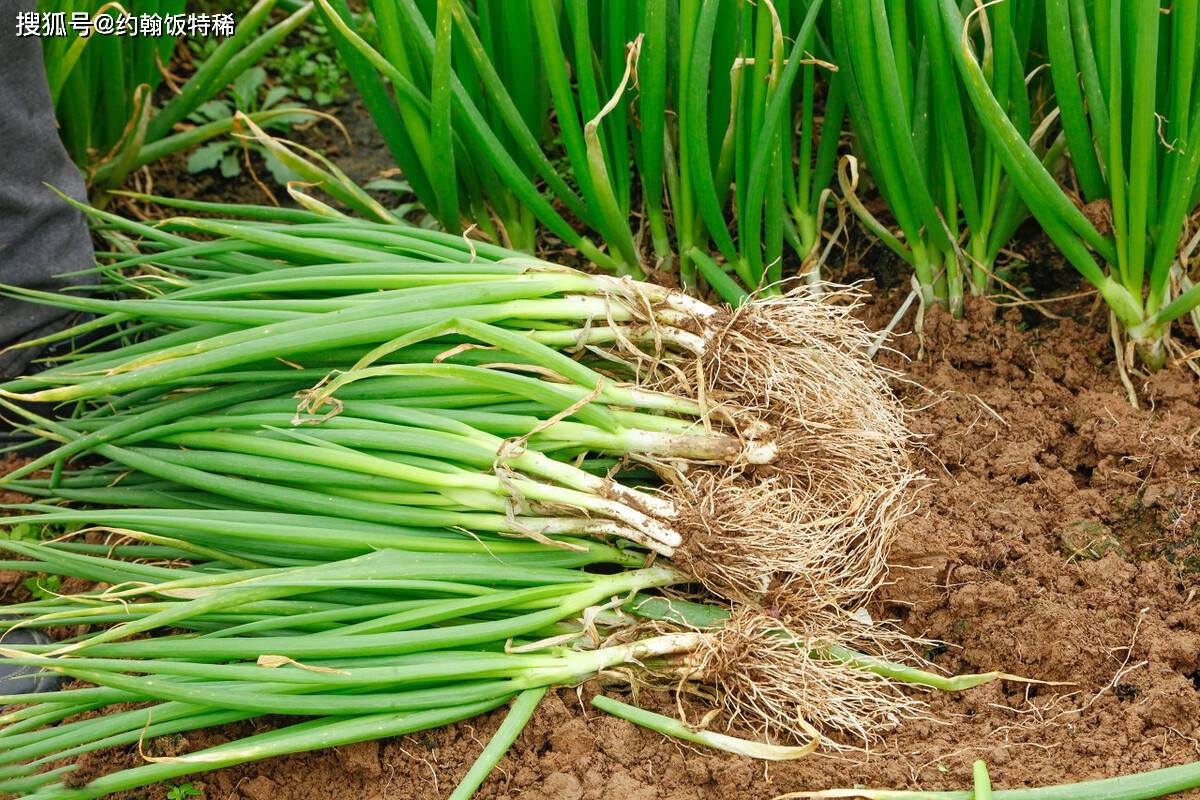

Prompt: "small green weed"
[165,782,203,800]
[264,22,347,107]
[185,66,311,185]
[190,13,350,108]
[22,574,61,601]
[1,523,39,542]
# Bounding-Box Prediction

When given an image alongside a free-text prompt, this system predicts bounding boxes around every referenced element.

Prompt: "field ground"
[3,95,1199,799]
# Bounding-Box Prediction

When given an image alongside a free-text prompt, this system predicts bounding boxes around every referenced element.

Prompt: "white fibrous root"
[666,467,916,604]
[612,285,917,607]
[678,607,929,749]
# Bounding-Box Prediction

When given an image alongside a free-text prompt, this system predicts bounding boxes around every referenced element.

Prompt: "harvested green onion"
[3,204,913,603]
[0,199,930,798]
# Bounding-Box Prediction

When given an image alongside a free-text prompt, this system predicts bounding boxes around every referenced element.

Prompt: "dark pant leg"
[0,0,94,379]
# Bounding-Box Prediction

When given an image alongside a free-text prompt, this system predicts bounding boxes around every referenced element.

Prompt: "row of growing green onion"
[940,0,1200,371]
[300,0,1198,372]
[316,0,842,296]
[0,198,943,797]
[41,0,317,193]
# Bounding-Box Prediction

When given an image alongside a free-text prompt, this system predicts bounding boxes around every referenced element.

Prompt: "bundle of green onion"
[0,200,963,797]
[3,197,914,603]
[0,535,1008,799]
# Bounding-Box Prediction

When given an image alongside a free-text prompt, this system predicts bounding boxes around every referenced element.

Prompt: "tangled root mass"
[689,607,929,749]
[652,287,918,608]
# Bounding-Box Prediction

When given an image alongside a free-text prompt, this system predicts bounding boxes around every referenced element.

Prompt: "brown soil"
[199,300,1200,800]
[9,90,1200,800]
[7,295,1197,799]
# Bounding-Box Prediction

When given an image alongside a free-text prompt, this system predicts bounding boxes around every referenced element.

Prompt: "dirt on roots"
[4,290,1198,799]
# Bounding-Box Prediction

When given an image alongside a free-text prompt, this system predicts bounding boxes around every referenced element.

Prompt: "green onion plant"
[313,0,844,302]
[2,197,914,603]
[0,536,1012,799]
[796,758,1200,800]
[39,0,317,193]
[938,0,1200,369]
[831,0,1049,316]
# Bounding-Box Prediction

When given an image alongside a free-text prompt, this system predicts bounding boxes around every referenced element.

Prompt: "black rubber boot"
[0,1,80,701]
[0,0,95,382]
[0,624,63,699]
